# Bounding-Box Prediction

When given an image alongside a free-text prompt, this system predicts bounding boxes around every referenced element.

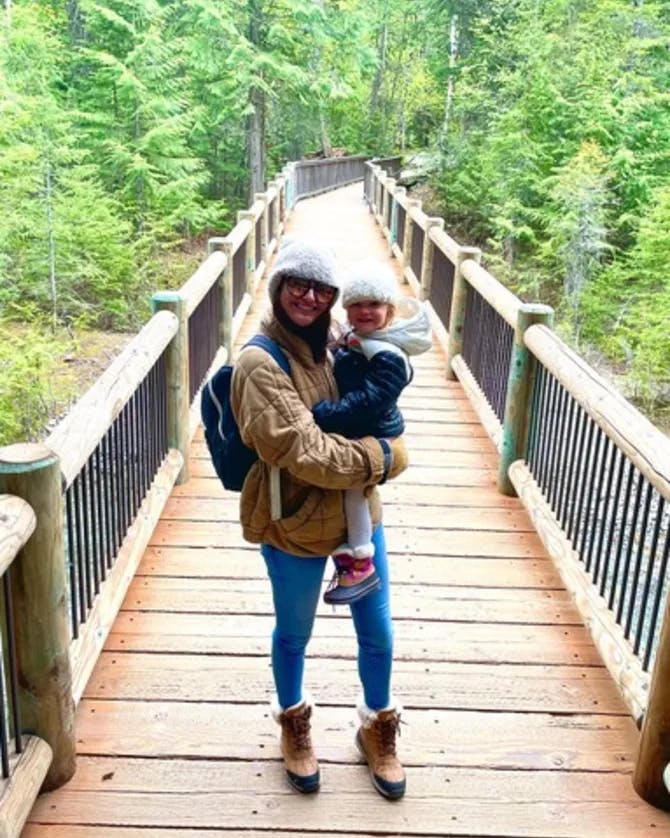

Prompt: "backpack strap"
[240,334,290,522]
[244,334,291,376]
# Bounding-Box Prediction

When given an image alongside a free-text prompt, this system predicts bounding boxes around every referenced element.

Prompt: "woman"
[230,237,408,800]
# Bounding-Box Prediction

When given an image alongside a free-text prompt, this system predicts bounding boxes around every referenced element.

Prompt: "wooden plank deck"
[21,185,670,837]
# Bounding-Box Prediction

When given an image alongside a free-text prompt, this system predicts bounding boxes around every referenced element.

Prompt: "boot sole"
[286,769,320,794]
[355,731,406,800]
[323,572,382,605]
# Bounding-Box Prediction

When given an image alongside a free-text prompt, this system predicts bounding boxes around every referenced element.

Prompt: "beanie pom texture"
[341,260,399,308]
[267,237,340,301]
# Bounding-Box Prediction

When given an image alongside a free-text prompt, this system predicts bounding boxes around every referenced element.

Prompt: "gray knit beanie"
[341,260,399,308]
[267,236,340,302]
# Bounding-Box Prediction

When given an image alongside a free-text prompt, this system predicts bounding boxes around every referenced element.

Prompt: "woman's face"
[278,276,336,328]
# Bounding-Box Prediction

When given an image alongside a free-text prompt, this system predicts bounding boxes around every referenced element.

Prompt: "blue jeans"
[261,523,393,711]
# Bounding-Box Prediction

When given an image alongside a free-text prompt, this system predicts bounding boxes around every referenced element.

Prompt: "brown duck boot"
[272,695,320,793]
[356,701,406,800]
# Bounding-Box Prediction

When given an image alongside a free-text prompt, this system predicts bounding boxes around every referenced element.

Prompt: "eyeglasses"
[284,276,337,304]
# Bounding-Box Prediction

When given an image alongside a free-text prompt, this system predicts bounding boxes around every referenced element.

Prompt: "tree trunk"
[66,0,85,45]
[319,106,332,157]
[44,161,57,329]
[369,3,388,121]
[438,14,458,154]
[246,0,265,201]
[247,85,265,200]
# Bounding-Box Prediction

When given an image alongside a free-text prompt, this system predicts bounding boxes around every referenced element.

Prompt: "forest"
[1,0,669,444]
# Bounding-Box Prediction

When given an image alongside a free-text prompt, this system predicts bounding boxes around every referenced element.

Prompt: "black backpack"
[200,335,290,491]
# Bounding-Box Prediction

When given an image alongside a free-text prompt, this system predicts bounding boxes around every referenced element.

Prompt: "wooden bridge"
[1,158,670,837]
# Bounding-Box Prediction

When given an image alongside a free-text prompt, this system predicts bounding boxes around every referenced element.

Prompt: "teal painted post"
[445,246,481,380]
[151,291,190,484]
[237,210,257,311]
[0,443,77,790]
[498,303,554,495]
[208,237,233,358]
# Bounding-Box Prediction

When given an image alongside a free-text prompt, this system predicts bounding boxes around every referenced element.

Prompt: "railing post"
[401,198,421,283]
[237,210,257,311]
[208,237,233,359]
[0,443,76,791]
[254,191,269,268]
[445,246,482,380]
[284,164,296,213]
[151,291,189,484]
[419,217,445,301]
[374,168,384,223]
[498,304,554,495]
[382,177,396,238]
[267,181,279,248]
[633,598,670,810]
[390,186,405,256]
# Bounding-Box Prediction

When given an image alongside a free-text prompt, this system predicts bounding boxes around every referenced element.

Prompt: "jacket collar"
[261,316,322,369]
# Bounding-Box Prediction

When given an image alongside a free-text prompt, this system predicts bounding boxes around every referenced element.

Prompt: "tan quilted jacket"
[230,317,407,557]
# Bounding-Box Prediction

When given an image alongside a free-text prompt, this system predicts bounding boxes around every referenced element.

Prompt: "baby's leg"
[344,487,374,557]
[323,489,380,605]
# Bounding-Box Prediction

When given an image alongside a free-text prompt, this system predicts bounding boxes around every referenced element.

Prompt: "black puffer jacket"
[312,345,409,439]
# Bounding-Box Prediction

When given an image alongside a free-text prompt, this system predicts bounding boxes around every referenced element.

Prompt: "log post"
[401,199,421,283]
[390,187,406,255]
[254,191,269,267]
[208,237,233,359]
[446,246,482,380]
[633,595,670,810]
[274,175,286,232]
[237,210,257,311]
[151,291,189,484]
[419,218,445,301]
[498,304,554,495]
[0,444,77,791]
[382,177,396,238]
[375,169,384,223]
[284,164,296,213]
[267,181,279,248]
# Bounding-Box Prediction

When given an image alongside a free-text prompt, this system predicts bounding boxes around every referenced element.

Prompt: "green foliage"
[2,0,668,429]
[0,317,75,445]
[583,185,670,406]
[428,0,670,413]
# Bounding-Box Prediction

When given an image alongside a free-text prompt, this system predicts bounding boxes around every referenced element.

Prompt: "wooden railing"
[0,495,52,838]
[0,155,365,834]
[366,159,670,810]
[1,153,669,831]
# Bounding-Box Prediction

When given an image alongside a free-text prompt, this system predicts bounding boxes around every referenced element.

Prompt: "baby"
[313,260,432,605]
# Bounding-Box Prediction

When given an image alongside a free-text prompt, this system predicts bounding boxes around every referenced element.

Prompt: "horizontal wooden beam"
[0,495,35,577]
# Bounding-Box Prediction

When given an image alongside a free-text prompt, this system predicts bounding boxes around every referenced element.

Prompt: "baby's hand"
[312,400,329,425]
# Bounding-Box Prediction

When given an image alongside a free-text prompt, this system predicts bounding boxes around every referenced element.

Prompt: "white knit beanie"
[267,236,340,302]
[341,260,399,308]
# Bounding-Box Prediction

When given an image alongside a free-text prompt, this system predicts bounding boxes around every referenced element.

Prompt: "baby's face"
[346,300,391,335]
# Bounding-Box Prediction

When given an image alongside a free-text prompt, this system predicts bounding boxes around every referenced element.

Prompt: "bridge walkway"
[21,184,669,837]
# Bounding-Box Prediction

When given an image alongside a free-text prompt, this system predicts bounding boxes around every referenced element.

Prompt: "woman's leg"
[350,523,394,710]
[350,524,406,799]
[261,544,328,709]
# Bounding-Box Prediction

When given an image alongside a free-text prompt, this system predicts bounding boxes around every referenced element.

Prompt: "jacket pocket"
[276,487,328,535]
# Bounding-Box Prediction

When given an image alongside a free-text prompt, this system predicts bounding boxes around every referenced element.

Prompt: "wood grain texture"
[20,181,670,838]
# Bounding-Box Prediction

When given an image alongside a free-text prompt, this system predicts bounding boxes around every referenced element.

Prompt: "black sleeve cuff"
[378,438,392,485]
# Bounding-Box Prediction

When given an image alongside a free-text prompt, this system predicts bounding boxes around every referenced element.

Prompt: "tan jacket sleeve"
[231,349,402,490]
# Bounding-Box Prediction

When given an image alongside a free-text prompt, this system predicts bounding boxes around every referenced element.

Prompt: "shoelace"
[286,711,312,752]
[378,714,402,756]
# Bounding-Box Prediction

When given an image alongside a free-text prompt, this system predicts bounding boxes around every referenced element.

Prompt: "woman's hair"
[272,281,332,363]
